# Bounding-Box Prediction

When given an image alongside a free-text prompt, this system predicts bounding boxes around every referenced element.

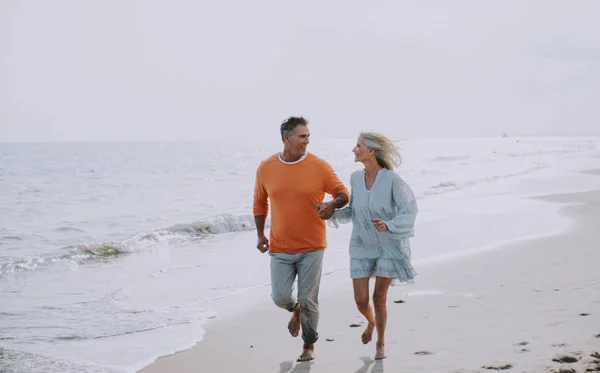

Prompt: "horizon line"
[2,133,600,145]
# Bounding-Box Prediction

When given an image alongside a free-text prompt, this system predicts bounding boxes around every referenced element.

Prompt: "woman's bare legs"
[352,278,376,344]
[373,277,393,359]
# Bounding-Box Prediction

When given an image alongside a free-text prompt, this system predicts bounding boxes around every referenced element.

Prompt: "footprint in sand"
[414,351,433,356]
[552,354,578,363]
[580,313,591,316]
[587,355,600,373]
[595,334,600,338]
[552,343,569,348]
[325,338,335,342]
[516,342,529,346]
[556,368,576,373]
[349,324,362,328]
[587,363,600,372]
[481,364,513,370]
[393,300,406,304]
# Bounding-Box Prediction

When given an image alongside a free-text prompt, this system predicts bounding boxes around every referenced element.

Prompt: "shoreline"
[139,188,600,373]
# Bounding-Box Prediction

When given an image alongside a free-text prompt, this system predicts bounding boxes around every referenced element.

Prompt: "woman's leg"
[373,276,393,359]
[352,278,376,344]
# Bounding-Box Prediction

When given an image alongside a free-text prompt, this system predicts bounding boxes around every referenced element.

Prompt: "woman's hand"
[371,218,388,232]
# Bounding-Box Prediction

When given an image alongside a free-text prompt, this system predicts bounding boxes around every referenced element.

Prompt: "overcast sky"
[1,0,599,142]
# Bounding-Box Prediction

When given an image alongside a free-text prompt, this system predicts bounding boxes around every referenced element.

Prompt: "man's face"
[285,125,310,155]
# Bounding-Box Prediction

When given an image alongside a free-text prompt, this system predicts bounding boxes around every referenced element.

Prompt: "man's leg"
[270,253,300,337]
[295,249,324,361]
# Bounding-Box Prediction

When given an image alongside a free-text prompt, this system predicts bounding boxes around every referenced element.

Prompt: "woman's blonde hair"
[359,131,402,170]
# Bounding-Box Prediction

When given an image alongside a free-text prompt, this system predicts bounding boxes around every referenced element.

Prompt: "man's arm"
[254,215,269,253]
[253,165,270,253]
[318,160,350,219]
[318,193,348,219]
[254,215,267,237]
[330,192,349,209]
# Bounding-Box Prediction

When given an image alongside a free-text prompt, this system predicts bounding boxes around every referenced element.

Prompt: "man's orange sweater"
[253,153,349,254]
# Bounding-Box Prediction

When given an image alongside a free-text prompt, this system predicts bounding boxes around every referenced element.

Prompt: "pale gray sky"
[1,0,599,142]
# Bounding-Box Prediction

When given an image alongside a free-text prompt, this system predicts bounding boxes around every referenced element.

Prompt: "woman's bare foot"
[374,343,386,360]
[361,323,375,344]
[297,343,315,362]
[288,307,300,337]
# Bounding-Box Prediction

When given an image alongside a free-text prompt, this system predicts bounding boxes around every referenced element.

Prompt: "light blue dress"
[329,168,418,284]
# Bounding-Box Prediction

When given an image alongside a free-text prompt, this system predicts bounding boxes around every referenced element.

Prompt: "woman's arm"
[383,175,418,235]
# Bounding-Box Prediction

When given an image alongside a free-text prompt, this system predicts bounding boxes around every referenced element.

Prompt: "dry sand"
[139,189,600,373]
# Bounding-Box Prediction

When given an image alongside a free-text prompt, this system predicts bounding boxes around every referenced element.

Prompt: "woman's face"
[353,137,372,163]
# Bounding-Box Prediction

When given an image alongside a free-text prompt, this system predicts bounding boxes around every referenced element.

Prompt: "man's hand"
[317,201,335,220]
[257,235,269,253]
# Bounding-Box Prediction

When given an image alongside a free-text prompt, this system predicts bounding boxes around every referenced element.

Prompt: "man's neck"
[281,150,304,163]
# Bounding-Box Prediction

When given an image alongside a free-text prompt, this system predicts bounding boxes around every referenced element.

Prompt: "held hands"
[371,218,388,232]
[256,235,269,253]
[316,201,335,220]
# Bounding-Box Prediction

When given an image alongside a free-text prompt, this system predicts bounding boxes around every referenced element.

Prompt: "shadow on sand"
[278,356,384,373]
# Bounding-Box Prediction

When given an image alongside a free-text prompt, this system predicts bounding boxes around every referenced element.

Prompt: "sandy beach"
[139,189,600,373]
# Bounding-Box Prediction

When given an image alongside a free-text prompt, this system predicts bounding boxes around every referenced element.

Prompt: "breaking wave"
[0,214,257,276]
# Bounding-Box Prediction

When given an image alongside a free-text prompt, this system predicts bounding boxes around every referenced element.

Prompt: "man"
[253,116,349,362]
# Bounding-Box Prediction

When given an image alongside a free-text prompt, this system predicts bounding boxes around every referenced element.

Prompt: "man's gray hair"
[280,116,308,141]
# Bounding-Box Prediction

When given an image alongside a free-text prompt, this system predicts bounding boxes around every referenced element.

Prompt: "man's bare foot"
[288,307,300,337]
[297,343,315,362]
[374,343,386,360]
[361,323,375,344]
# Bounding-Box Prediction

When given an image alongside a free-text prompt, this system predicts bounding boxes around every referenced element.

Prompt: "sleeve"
[252,164,269,216]
[322,160,350,201]
[383,175,418,236]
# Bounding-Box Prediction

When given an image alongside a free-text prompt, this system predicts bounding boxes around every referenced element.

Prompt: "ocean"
[1,136,600,373]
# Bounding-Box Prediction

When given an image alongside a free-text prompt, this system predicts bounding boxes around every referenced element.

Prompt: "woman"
[320,131,418,360]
